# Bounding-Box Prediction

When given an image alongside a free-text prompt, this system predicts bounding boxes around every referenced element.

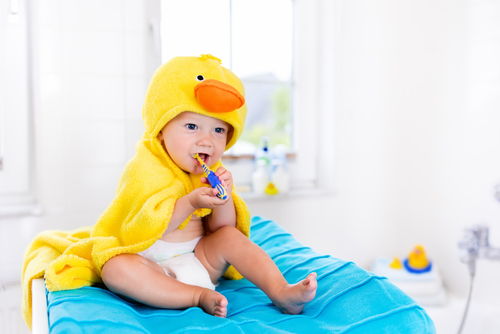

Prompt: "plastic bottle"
[252,137,271,195]
[271,145,290,193]
[272,159,289,193]
[252,159,269,195]
[254,137,271,166]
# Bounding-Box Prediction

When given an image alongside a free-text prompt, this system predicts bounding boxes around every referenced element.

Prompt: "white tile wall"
[60,74,126,120]
[60,0,124,31]
[1,1,158,331]
[30,0,156,233]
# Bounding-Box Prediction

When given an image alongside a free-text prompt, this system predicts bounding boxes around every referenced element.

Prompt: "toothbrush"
[193,154,228,200]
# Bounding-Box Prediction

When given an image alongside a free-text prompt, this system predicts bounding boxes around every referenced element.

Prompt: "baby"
[100,55,317,317]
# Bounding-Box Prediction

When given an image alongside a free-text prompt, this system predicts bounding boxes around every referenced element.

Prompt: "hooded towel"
[22,55,251,328]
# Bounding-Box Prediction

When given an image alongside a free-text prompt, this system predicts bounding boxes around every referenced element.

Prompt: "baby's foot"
[273,273,317,314]
[198,289,228,317]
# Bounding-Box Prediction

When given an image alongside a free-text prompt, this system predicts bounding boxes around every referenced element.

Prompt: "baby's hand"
[201,167,233,194]
[187,187,229,210]
[215,167,233,193]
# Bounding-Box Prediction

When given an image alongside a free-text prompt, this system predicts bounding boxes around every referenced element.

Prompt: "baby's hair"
[226,125,234,145]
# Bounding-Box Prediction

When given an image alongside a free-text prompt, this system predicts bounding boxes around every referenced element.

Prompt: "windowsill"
[238,185,335,202]
[223,152,297,162]
[0,203,43,218]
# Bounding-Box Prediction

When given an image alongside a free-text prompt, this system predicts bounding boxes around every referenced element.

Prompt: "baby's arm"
[163,195,197,234]
[205,197,236,233]
[163,167,236,234]
[164,185,232,234]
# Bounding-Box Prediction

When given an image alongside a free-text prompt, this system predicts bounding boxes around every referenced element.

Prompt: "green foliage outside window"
[240,84,292,149]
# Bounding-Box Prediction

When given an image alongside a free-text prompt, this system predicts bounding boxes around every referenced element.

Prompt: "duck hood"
[142,54,247,150]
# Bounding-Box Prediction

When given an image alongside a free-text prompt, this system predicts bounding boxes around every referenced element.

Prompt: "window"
[161,0,293,155]
[160,0,325,190]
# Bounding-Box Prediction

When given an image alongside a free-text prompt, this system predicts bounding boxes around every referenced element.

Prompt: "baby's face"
[158,112,230,174]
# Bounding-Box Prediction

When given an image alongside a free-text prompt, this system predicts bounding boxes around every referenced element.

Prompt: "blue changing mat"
[46,217,435,333]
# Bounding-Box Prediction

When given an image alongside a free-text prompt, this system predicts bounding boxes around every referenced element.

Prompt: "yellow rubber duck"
[404,245,432,273]
[264,182,279,195]
[389,257,403,269]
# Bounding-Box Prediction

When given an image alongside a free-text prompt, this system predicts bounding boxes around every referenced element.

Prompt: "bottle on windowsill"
[252,137,271,195]
[252,159,269,195]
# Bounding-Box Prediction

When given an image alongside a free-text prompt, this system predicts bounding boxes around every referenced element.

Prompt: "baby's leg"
[195,226,317,314]
[101,253,228,317]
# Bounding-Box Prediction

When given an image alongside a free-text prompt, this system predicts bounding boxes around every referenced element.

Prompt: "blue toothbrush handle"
[207,171,228,200]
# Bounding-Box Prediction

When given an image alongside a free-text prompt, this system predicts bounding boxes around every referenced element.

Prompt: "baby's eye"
[196,75,204,81]
[214,127,226,134]
[185,123,198,130]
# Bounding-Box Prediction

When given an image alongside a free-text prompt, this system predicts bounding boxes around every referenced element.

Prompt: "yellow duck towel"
[22,55,251,328]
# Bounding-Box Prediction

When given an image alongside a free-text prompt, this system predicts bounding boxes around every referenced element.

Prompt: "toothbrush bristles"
[192,154,227,200]
[193,154,210,175]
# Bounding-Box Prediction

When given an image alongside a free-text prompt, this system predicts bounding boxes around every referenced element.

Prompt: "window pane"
[161,0,293,153]
[239,80,292,150]
[161,0,230,62]
[231,0,293,81]
[231,0,293,152]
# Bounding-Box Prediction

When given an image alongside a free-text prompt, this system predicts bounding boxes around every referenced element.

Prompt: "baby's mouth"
[195,153,209,163]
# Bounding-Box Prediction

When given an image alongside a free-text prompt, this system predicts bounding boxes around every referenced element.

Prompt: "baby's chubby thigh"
[194,226,246,282]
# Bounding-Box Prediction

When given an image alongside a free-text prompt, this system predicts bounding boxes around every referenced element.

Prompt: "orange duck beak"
[194,79,245,113]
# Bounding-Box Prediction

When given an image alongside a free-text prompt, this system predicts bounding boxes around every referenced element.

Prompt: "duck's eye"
[196,75,205,81]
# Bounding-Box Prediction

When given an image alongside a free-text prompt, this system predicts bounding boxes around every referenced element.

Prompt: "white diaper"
[138,237,215,290]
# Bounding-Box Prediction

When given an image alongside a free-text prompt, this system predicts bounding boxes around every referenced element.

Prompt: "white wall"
[30,0,159,232]
[2,0,500,308]
[248,0,500,305]
[0,0,157,284]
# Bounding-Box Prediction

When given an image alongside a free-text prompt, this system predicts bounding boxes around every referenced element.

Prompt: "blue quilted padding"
[46,216,435,333]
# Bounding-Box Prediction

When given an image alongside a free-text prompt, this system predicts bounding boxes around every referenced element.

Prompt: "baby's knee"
[211,225,246,247]
[101,253,139,283]
[215,225,242,239]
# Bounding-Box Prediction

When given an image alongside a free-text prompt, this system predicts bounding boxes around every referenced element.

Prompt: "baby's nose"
[195,133,213,147]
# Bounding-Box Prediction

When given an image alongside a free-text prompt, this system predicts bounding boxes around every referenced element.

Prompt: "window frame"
[156,0,332,192]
